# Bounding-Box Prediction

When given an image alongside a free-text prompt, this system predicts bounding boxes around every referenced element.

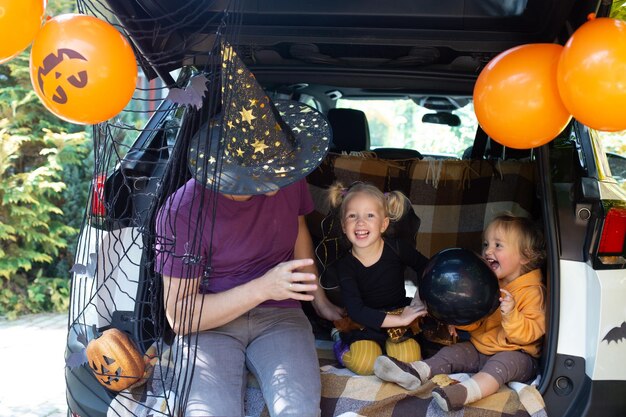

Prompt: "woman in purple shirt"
[154,45,342,417]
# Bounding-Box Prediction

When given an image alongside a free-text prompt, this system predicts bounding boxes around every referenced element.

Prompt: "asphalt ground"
[0,312,67,417]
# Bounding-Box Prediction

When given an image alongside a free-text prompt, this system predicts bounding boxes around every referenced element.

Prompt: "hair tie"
[347,181,363,190]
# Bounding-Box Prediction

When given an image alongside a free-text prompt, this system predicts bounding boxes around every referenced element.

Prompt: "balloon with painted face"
[29,14,137,125]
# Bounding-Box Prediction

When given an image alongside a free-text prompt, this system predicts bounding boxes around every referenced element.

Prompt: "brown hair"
[485,212,546,273]
[328,181,410,225]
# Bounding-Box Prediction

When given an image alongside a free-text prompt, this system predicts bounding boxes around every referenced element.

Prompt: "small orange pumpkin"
[86,328,145,391]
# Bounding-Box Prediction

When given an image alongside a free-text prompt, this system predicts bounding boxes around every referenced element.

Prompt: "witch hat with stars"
[188,44,331,195]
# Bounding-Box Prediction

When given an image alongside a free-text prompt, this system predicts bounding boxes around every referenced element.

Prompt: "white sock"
[461,378,482,404]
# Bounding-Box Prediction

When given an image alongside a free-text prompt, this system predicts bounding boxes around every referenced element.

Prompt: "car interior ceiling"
[106,0,592,81]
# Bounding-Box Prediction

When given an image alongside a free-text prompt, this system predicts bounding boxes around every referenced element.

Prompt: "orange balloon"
[473,43,572,149]
[0,0,46,64]
[557,17,626,132]
[29,14,137,125]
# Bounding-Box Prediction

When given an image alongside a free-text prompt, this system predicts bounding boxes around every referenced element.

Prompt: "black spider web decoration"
[65,1,248,416]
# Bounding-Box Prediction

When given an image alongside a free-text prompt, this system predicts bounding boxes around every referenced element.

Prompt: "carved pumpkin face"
[85,328,145,391]
[36,48,89,105]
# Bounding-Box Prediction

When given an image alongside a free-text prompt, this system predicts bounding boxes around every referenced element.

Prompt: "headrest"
[327,108,370,152]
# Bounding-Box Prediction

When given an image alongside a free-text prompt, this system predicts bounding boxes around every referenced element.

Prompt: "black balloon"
[420,248,500,326]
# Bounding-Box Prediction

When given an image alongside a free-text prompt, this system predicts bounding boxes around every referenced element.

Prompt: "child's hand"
[409,296,427,313]
[399,305,428,325]
[499,289,516,315]
[448,325,457,338]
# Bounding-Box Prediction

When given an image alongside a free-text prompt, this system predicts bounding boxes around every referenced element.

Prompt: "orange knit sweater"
[456,269,546,358]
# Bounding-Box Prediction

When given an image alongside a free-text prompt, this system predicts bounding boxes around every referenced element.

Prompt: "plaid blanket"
[307,154,536,258]
[107,343,546,417]
[251,366,546,417]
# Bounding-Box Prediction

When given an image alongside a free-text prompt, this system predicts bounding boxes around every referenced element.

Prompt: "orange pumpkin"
[85,328,145,391]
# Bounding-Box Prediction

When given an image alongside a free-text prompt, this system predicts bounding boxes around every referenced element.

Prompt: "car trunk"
[66,1,617,416]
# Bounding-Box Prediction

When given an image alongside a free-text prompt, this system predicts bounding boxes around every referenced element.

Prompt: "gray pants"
[424,341,538,385]
[175,307,321,417]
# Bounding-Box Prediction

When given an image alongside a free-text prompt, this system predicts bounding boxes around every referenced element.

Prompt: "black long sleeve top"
[335,238,429,330]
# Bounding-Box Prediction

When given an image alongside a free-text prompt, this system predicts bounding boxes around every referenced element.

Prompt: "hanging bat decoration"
[65,328,90,369]
[602,321,626,344]
[70,252,97,278]
[166,74,208,109]
[66,349,88,369]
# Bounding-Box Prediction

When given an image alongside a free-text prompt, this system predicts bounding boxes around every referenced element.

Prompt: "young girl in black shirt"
[328,181,429,375]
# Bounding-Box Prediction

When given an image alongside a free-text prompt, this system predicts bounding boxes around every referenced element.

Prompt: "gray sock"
[374,356,430,391]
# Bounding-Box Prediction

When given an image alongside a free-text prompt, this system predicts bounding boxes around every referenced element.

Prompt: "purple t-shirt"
[154,178,314,308]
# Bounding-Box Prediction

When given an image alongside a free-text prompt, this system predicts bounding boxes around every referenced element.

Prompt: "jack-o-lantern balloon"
[29,13,137,125]
[85,328,145,392]
[0,0,46,64]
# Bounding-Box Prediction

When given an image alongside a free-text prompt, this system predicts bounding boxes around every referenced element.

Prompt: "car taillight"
[91,173,106,217]
[597,206,626,265]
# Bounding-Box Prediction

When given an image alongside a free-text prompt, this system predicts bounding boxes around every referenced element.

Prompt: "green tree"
[611,1,626,20]
[0,41,90,317]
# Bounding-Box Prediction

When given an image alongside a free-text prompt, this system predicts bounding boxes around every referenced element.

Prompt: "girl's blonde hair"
[328,181,410,225]
[485,213,546,273]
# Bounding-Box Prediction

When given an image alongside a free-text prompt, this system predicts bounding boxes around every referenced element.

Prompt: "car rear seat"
[306,152,537,259]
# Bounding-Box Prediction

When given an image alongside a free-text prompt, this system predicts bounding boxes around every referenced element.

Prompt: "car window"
[597,130,626,189]
[336,98,478,158]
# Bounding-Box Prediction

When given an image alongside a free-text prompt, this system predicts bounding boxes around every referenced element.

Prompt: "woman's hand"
[260,258,318,302]
[499,288,516,315]
[448,325,458,338]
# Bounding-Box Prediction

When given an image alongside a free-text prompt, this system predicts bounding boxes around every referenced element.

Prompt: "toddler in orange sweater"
[374,214,546,411]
